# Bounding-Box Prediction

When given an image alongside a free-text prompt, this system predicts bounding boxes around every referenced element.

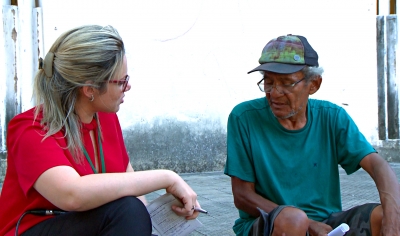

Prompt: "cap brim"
[247,63,306,74]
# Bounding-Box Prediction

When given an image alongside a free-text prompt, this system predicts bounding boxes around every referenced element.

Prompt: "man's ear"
[309,76,322,95]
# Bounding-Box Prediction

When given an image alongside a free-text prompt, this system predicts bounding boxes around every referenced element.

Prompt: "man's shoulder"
[308,99,352,124]
[231,97,267,116]
[309,99,343,112]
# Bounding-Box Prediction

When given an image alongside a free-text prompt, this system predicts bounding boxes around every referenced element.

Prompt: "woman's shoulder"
[9,107,40,125]
[97,112,118,122]
[97,112,122,131]
[7,107,49,147]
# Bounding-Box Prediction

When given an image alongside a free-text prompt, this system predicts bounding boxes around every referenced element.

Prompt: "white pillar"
[0,0,11,153]
[397,0,400,127]
[17,0,36,111]
[1,5,20,151]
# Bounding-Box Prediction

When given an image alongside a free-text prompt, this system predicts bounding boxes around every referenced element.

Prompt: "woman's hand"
[171,199,201,220]
[166,173,200,220]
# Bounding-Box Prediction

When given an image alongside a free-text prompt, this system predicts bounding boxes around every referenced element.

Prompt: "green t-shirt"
[224,97,376,236]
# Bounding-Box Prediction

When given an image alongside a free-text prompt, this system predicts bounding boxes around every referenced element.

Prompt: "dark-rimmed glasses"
[257,77,305,94]
[109,75,130,91]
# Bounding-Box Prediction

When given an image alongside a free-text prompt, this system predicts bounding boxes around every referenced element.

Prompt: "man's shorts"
[250,203,380,236]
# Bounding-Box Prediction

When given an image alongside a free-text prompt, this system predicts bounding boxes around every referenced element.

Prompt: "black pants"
[22,196,152,236]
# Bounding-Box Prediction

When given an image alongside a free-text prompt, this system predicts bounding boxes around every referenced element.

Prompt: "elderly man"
[224,34,400,236]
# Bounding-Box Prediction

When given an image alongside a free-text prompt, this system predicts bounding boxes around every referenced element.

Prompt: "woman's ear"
[309,76,322,95]
[81,82,95,100]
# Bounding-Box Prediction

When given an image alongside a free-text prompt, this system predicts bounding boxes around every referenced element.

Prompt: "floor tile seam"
[197,201,234,206]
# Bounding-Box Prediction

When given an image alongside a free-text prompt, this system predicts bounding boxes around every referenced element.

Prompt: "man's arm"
[231,176,278,217]
[232,176,332,235]
[359,153,400,234]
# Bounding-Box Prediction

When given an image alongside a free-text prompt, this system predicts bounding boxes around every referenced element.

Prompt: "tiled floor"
[145,163,400,236]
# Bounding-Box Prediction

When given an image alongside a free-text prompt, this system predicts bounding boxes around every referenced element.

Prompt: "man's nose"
[269,85,284,95]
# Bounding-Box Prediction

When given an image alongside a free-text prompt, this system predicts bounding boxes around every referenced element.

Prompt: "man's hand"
[360,154,400,235]
[308,219,332,236]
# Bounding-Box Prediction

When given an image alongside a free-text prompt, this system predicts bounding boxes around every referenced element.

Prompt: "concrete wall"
[2,0,396,185]
[37,0,379,173]
[374,140,400,162]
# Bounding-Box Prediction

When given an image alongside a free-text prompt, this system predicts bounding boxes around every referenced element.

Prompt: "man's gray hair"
[301,66,324,83]
[258,66,324,81]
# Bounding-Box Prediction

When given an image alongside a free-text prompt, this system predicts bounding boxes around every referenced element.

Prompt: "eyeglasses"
[257,77,305,94]
[109,75,130,91]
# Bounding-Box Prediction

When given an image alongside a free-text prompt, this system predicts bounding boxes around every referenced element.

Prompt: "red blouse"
[0,108,129,235]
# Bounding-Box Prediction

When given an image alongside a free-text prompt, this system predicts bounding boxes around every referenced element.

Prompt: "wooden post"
[377,15,387,140]
[386,15,399,139]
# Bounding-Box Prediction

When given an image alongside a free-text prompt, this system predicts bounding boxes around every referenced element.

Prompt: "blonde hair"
[34,25,125,162]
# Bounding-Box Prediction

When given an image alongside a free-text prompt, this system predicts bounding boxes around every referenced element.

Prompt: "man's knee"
[273,207,309,233]
[370,205,383,235]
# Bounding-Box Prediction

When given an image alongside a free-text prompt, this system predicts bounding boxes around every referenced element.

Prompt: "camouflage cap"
[248,34,319,74]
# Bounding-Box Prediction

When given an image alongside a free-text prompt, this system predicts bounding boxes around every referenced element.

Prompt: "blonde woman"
[0,25,200,236]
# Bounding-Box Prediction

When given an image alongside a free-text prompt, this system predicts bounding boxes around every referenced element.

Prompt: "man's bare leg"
[370,205,383,236]
[272,207,309,236]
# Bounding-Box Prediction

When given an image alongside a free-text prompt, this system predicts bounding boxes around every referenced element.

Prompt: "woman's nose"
[124,83,131,92]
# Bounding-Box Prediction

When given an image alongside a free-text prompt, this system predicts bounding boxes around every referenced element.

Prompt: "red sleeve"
[8,113,72,196]
[0,109,72,236]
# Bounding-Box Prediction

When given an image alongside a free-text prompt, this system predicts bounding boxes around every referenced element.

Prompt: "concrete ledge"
[372,140,400,162]
[123,118,227,173]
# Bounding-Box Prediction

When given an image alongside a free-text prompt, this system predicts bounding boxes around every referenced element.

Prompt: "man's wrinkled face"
[263,71,311,120]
